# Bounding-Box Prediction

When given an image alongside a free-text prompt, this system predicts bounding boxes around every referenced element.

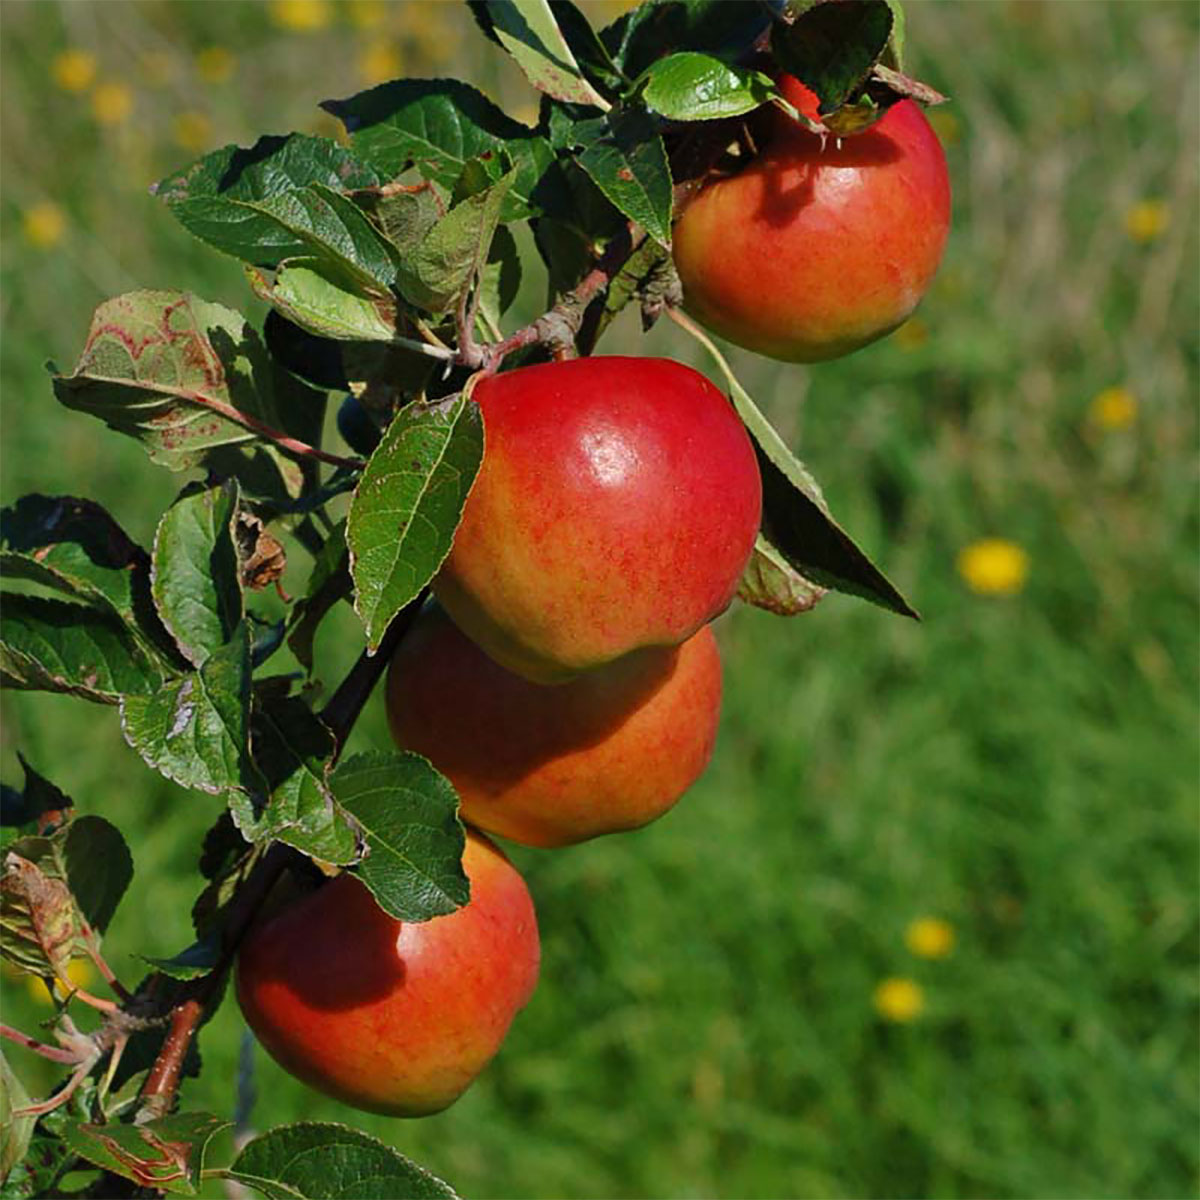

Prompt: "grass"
[2,2,1197,1198]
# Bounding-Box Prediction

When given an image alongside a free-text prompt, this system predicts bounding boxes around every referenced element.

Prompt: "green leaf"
[139,936,220,981]
[673,315,917,617]
[347,395,484,653]
[601,0,772,80]
[476,225,522,336]
[477,0,612,110]
[60,1112,230,1197]
[1,593,161,704]
[321,80,555,221]
[63,815,133,936]
[577,109,673,248]
[53,292,326,474]
[0,496,152,633]
[232,696,361,864]
[229,1122,458,1200]
[738,535,827,615]
[331,752,468,922]
[400,170,517,314]
[642,51,777,121]
[250,262,398,343]
[152,481,243,669]
[351,182,444,256]
[1,1050,35,1183]
[771,0,893,115]
[1,755,72,844]
[156,134,380,206]
[120,630,256,795]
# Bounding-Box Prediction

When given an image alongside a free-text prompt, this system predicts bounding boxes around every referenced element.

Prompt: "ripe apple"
[433,356,761,683]
[672,76,951,363]
[235,829,539,1117]
[387,604,722,848]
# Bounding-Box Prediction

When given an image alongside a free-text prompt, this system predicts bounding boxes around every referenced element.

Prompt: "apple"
[235,829,540,1117]
[387,604,722,848]
[672,76,951,363]
[433,356,761,683]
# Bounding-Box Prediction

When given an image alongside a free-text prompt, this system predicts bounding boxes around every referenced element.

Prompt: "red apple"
[387,604,722,848]
[235,829,539,1117]
[433,356,761,683]
[672,76,951,363]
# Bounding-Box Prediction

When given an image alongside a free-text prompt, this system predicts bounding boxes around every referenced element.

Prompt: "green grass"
[2,2,1197,1198]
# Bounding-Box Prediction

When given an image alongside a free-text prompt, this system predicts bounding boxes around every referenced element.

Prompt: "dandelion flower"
[873,977,924,1023]
[1124,199,1169,244]
[91,81,133,125]
[905,917,955,960]
[173,111,213,153]
[53,49,97,93]
[269,0,333,32]
[1088,386,1137,432]
[359,42,403,86]
[25,958,97,1007]
[196,46,236,85]
[957,538,1029,596]
[22,202,66,249]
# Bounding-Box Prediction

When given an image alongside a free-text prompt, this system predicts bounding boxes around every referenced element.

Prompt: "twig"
[1,1022,80,1064]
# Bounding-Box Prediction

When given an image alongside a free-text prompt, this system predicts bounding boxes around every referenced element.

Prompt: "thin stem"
[392,334,455,362]
[0,1022,80,1064]
[80,926,133,1004]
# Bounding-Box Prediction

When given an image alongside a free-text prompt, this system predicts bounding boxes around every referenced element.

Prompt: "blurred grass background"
[1,1,1197,1197]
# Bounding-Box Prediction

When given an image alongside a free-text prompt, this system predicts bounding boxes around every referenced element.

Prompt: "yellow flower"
[25,958,97,1007]
[873,977,924,1023]
[347,0,388,29]
[1088,386,1138,432]
[359,41,403,86]
[905,917,955,960]
[1124,199,1169,244]
[52,49,97,93]
[173,111,213,153]
[892,317,929,351]
[91,81,133,125]
[269,0,333,32]
[22,202,66,249]
[196,46,236,85]
[957,538,1030,597]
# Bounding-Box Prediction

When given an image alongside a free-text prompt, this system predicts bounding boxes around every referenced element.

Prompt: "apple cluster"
[235,76,949,1119]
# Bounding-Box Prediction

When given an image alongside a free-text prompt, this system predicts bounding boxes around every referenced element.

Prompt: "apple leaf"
[60,1112,230,1198]
[151,481,243,670]
[772,0,893,115]
[322,80,556,222]
[0,593,162,704]
[286,520,351,674]
[1,755,73,850]
[600,0,773,80]
[1,1050,35,1183]
[738,534,827,615]
[0,495,153,636]
[233,696,362,865]
[330,752,469,923]
[120,631,256,796]
[248,262,398,343]
[577,108,673,248]
[52,292,326,475]
[138,935,221,981]
[672,313,917,617]
[228,1122,459,1200]
[642,52,778,122]
[62,815,134,937]
[348,395,484,653]
[475,0,611,111]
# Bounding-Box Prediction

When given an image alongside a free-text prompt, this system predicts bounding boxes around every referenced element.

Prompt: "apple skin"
[433,356,761,683]
[387,604,722,848]
[235,830,539,1118]
[672,77,951,363]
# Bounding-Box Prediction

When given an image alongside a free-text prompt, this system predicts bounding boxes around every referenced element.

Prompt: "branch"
[319,588,429,759]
